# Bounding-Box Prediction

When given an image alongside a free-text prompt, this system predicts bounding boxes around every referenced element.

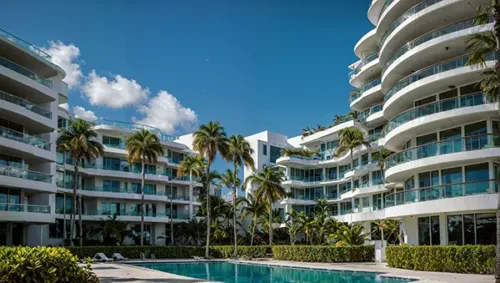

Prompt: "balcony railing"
[0,126,51,151]
[385,92,489,134]
[380,0,444,48]
[287,175,324,183]
[0,56,52,88]
[81,210,169,217]
[0,28,52,61]
[384,53,498,102]
[0,203,50,213]
[0,164,52,183]
[167,212,190,219]
[379,0,395,18]
[94,118,177,142]
[0,90,52,119]
[349,78,381,103]
[385,179,497,207]
[352,51,379,76]
[383,18,482,75]
[385,133,500,169]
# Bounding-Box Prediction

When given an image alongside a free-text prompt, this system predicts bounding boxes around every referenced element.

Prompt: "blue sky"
[2,0,373,195]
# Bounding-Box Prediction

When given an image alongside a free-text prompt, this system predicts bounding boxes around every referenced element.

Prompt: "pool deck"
[92,258,493,283]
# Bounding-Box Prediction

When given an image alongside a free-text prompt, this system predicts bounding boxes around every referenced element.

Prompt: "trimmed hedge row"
[68,245,270,259]
[0,247,99,282]
[272,245,374,262]
[386,245,495,274]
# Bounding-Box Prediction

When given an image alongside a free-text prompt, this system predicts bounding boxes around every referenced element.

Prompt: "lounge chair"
[113,253,128,261]
[151,253,156,261]
[192,256,204,260]
[93,253,113,262]
[140,252,146,261]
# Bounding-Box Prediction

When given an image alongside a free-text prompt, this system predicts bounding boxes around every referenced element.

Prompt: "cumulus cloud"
[133,90,198,135]
[73,106,97,122]
[82,70,150,108]
[42,41,83,89]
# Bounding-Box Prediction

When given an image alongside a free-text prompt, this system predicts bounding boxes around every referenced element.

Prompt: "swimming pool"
[132,261,416,282]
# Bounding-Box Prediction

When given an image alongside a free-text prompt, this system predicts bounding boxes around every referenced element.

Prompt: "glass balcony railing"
[287,175,324,183]
[384,53,498,102]
[82,210,168,217]
[0,126,51,151]
[386,92,488,134]
[94,119,177,142]
[167,212,191,219]
[383,18,481,75]
[385,179,497,207]
[380,0,444,48]
[0,56,52,88]
[367,131,385,142]
[167,157,184,164]
[103,142,126,149]
[0,90,52,119]
[0,164,52,183]
[352,51,379,76]
[349,78,382,103]
[385,134,500,169]
[379,0,395,18]
[0,28,52,62]
[0,203,50,214]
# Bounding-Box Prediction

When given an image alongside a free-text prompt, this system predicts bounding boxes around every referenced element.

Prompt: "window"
[465,163,489,195]
[418,216,440,245]
[418,171,439,188]
[373,193,383,211]
[361,174,369,188]
[441,167,463,197]
[329,204,338,216]
[353,198,360,212]
[57,151,64,165]
[440,127,462,154]
[327,167,337,180]
[58,117,68,129]
[415,95,436,107]
[460,82,481,96]
[361,153,369,166]
[49,219,70,239]
[270,146,282,163]
[416,133,437,158]
[465,121,487,150]
[326,186,337,199]
[103,180,121,192]
[447,213,495,245]
[372,170,383,185]
[362,197,370,210]
[102,136,122,148]
[262,144,267,156]
[101,202,125,215]
[131,183,156,194]
[340,201,352,215]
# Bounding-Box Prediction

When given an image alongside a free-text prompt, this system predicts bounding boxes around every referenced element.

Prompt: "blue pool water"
[132,261,415,283]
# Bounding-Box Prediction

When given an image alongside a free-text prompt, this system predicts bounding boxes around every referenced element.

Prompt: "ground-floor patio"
[92,259,493,283]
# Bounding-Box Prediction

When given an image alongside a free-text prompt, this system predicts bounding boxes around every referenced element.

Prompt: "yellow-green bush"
[68,245,270,259]
[272,245,374,262]
[386,245,495,274]
[0,246,99,282]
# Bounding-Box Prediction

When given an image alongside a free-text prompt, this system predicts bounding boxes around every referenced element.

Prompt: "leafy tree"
[244,167,286,245]
[335,127,371,169]
[335,224,370,246]
[301,127,314,138]
[371,149,393,183]
[126,129,164,246]
[100,214,128,245]
[193,121,230,257]
[57,119,103,246]
[236,194,265,246]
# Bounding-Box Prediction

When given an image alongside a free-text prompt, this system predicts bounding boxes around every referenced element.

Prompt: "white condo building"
[0,28,217,246]
[244,0,498,246]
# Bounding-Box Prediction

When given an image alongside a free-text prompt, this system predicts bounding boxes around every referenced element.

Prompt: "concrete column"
[439,213,448,245]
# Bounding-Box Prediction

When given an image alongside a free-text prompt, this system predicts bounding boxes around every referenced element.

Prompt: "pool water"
[132,261,415,283]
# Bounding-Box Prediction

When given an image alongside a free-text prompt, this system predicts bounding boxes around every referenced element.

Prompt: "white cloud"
[82,70,150,108]
[42,41,83,89]
[133,90,198,135]
[73,106,97,122]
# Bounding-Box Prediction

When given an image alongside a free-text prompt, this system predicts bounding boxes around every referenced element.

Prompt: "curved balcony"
[76,210,173,223]
[76,163,170,183]
[0,164,54,193]
[0,203,53,223]
[384,92,496,150]
[350,79,383,112]
[93,119,177,143]
[349,56,381,88]
[0,89,52,119]
[352,52,379,76]
[385,134,500,182]
[360,104,385,126]
[354,29,377,58]
[0,126,54,162]
[384,179,497,218]
[383,53,497,119]
[0,56,51,88]
[367,0,386,25]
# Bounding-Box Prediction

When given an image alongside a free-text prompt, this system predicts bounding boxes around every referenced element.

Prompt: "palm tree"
[126,129,164,246]
[333,114,347,125]
[244,167,285,245]
[335,224,370,246]
[193,121,230,258]
[466,5,500,280]
[315,124,325,132]
[177,155,204,213]
[100,214,128,245]
[287,222,302,245]
[371,149,393,183]
[236,195,265,246]
[57,119,103,246]
[258,209,284,242]
[335,127,371,169]
[227,134,254,254]
[301,127,314,138]
[347,111,359,121]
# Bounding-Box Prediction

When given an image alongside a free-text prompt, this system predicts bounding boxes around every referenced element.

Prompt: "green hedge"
[68,245,270,259]
[272,245,374,262]
[0,246,99,282]
[386,245,495,274]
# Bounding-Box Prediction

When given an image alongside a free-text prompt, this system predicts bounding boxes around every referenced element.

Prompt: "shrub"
[68,245,271,259]
[0,246,99,282]
[386,245,495,274]
[272,245,374,262]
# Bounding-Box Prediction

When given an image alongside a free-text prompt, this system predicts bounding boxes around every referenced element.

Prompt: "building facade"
[244,0,498,246]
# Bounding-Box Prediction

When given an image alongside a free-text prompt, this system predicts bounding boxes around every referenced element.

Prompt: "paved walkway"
[92,259,494,283]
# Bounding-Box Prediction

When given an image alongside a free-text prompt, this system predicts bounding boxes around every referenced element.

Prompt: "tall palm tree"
[371,149,393,183]
[335,127,371,169]
[126,129,164,246]
[466,4,500,280]
[244,167,285,245]
[193,121,230,258]
[57,119,103,246]
[227,134,254,254]
[236,194,265,246]
[177,156,204,213]
[219,169,242,250]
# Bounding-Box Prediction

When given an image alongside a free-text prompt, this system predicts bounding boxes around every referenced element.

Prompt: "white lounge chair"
[140,252,146,261]
[151,253,156,261]
[113,253,128,261]
[93,253,113,262]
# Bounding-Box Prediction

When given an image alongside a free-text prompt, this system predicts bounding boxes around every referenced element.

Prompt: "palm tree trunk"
[140,161,145,246]
[233,164,238,256]
[205,163,211,258]
[78,194,83,246]
[268,200,273,245]
[250,216,256,246]
[71,161,79,247]
[170,184,174,246]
